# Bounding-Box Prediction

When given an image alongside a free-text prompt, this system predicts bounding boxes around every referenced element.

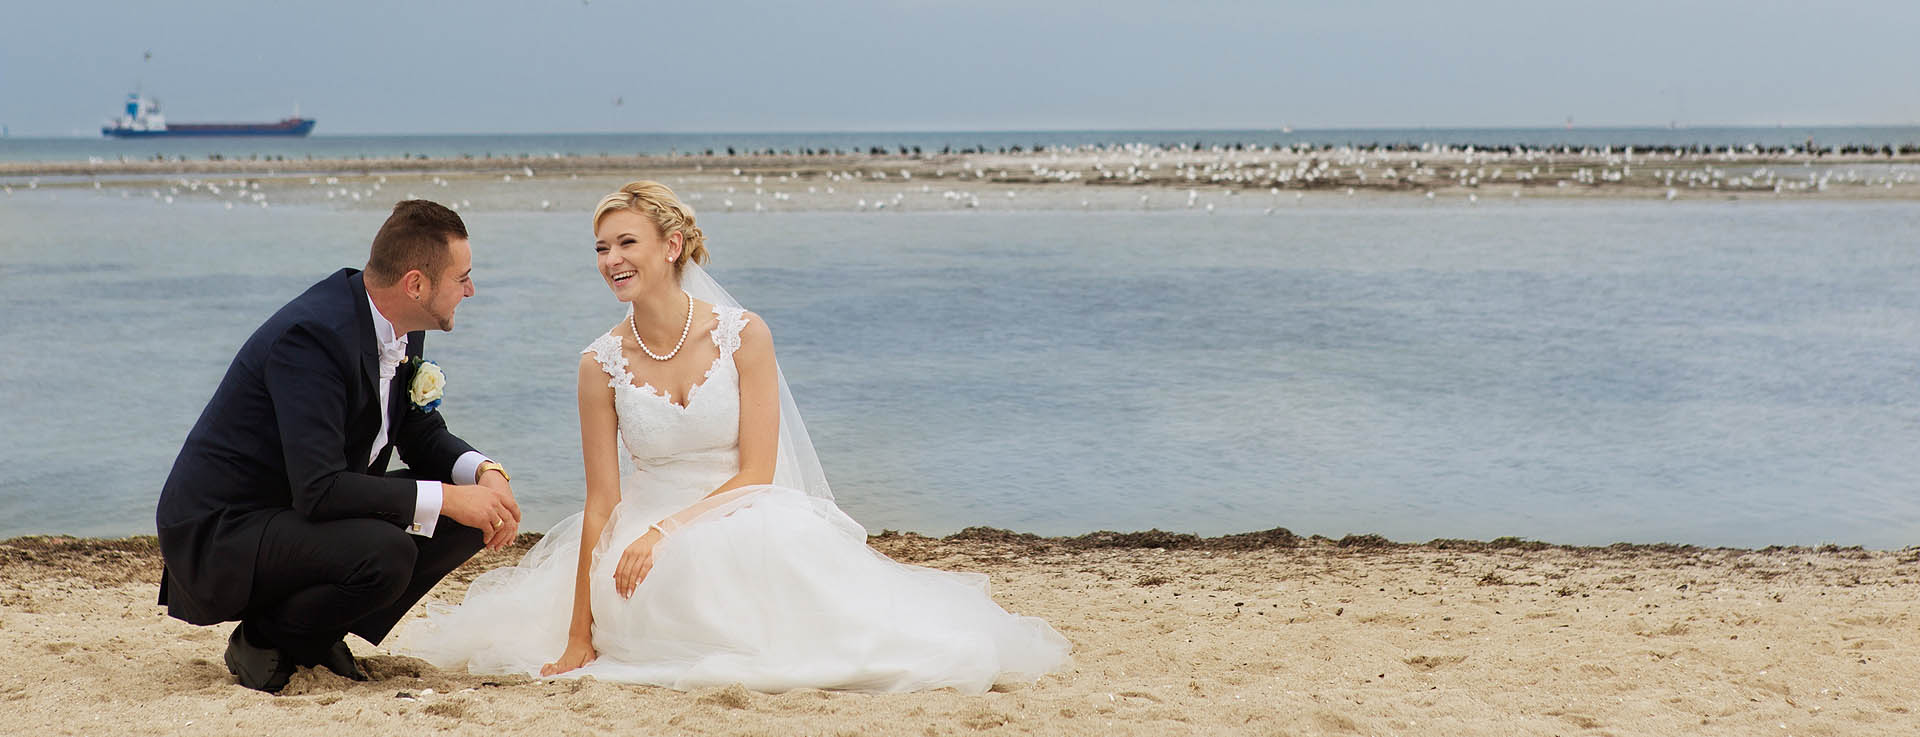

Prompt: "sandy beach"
[9,139,1920,736]
[7,145,1920,209]
[5,530,1918,736]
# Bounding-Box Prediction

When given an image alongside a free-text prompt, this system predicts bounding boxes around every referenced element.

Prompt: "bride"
[402,181,1071,692]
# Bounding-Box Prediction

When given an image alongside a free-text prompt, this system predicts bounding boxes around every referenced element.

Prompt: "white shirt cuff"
[452,451,492,485]
[409,481,443,537]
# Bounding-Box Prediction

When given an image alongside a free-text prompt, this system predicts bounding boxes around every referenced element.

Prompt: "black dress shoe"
[224,624,294,693]
[314,639,369,681]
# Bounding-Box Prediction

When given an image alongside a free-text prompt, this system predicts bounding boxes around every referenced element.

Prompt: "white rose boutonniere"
[409,357,446,413]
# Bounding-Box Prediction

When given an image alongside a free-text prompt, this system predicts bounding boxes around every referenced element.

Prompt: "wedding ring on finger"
[492,519,503,529]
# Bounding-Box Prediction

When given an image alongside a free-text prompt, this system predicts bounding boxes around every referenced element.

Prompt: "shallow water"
[6,126,1920,164]
[4,188,1918,548]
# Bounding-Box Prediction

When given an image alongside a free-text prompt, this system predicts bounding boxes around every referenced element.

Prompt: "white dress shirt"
[369,294,489,537]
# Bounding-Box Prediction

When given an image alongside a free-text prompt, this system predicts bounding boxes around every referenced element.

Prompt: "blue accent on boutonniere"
[408,357,444,413]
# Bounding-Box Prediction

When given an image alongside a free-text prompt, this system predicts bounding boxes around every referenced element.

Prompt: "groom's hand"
[443,483,521,550]
[477,471,521,549]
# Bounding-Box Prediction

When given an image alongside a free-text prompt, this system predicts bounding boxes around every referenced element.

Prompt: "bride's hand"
[613,529,664,598]
[540,638,597,676]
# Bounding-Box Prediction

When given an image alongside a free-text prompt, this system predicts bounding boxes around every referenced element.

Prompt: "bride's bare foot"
[540,639,597,676]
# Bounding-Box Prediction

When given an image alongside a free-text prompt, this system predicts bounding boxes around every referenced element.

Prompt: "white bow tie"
[379,337,408,381]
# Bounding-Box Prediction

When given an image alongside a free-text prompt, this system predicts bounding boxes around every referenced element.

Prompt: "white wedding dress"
[402,306,1071,693]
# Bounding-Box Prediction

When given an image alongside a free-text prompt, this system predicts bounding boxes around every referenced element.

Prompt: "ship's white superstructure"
[107,93,167,132]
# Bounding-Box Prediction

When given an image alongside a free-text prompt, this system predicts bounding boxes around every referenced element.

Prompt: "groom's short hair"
[366,199,468,287]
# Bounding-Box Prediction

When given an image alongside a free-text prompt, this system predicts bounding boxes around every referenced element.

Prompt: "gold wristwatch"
[477,460,510,482]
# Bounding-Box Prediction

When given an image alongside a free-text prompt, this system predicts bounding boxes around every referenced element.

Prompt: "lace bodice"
[583,305,749,494]
[414,301,1072,694]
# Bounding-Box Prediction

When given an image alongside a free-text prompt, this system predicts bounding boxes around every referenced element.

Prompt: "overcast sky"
[4,0,1917,136]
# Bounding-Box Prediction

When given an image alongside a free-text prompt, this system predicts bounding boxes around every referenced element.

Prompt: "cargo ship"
[101,93,315,138]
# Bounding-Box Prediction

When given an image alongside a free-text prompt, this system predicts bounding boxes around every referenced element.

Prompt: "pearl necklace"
[630,292,693,361]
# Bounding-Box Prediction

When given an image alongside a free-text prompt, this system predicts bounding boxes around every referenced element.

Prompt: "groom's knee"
[343,525,420,604]
[422,518,487,574]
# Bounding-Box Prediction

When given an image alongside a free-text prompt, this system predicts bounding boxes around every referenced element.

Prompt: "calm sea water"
[5,126,1920,164]
[4,187,1919,548]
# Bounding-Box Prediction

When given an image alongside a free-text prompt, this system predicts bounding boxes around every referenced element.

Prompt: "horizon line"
[10,122,1920,140]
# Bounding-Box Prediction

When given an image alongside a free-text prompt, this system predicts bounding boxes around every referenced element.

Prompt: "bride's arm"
[609,315,781,597]
[714,313,781,493]
[542,354,622,675]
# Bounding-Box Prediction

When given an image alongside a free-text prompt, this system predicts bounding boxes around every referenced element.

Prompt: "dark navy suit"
[156,268,483,655]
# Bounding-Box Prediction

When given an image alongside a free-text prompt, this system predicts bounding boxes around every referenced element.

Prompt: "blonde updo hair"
[593,180,709,277]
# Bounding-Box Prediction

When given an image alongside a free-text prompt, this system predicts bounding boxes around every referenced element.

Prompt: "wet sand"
[5,531,1918,736]
[6,145,1920,207]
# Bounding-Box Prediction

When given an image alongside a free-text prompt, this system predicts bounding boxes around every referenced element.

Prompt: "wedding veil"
[676,261,833,501]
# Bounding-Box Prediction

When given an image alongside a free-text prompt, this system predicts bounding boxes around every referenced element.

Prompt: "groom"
[156,199,522,692]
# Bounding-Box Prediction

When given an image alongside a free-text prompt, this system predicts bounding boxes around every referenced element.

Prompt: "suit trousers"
[242,472,483,662]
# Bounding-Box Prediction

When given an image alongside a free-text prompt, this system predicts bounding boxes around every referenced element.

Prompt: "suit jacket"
[155,268,477,625]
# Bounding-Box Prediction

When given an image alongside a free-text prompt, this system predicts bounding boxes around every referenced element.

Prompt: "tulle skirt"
[399,484,1071,693]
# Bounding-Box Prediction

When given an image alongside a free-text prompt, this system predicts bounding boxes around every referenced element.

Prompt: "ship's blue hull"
[102,119,316,138]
